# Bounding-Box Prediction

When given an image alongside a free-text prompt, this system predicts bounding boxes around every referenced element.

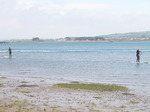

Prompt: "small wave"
[0,49,148,54]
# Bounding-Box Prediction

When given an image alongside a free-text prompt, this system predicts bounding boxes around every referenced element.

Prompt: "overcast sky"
[0,0,150,40]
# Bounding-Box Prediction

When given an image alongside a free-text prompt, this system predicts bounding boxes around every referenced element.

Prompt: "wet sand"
[0,76,150,112]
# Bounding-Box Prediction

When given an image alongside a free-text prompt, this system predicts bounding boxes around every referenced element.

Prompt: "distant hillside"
[64,31,150,42]
[98,31,150,41]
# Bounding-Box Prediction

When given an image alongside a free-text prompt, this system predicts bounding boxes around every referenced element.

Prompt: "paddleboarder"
[8,47,12,58]
[136,48,141,62]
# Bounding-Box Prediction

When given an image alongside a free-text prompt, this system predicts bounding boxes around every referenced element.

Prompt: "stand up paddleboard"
[3,56,16,58]
[136,62,148,64]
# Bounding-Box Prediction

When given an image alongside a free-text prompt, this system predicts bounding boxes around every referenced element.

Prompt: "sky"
[0,0,150,40]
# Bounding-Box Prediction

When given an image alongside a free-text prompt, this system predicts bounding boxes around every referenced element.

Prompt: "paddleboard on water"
[3,56,16,58]
[136,62,149,64]
[143,62,149,64]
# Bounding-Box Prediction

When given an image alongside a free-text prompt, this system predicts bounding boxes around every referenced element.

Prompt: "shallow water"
[0,42,150,94]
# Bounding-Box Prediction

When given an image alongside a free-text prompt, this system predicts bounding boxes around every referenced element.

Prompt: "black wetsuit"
[8,48,12,57]
[136,50,141,62]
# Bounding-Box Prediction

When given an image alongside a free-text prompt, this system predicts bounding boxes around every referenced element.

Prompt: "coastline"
[0,75,150,112]
[1,39,150,44]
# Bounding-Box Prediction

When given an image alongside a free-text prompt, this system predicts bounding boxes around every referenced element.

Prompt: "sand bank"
[0,76,150,112]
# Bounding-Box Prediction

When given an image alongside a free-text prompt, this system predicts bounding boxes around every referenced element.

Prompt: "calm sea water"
[0,42,150,94]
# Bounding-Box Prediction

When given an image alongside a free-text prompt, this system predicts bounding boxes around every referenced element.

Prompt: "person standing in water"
[136,49,141,62]
[8,47,12,58]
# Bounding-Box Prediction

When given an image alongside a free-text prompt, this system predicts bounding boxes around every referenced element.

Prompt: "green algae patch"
[54,83,128,92]
[18,84,38,88]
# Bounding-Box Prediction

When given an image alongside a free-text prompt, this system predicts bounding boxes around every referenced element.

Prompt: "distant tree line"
[0,41,8,44]
[32,37,40,41]
[65,37,105,41]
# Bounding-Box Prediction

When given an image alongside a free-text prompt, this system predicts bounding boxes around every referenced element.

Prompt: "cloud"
[16,0,36,11]
[38,3,108,17]
[1,0,150,40]
[15,0,110,15]
[0,0,20,28]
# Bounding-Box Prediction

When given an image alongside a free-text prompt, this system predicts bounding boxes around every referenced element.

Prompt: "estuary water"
[0,42,150,94]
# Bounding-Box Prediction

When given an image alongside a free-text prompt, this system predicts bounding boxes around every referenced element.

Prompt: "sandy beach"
[0,75,150,112]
